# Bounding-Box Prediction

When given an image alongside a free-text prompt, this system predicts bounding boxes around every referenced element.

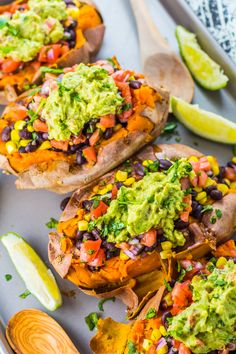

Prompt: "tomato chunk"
[1,59,21,74]
[100,114,116,128]
[179,343,191,354]
[90,201,108,219]
[171,281,192,315]
[83,146,97,164]
[141,229,157,247]
[33,119,48,133]
[88,248,105,267]
[80,239,102,263]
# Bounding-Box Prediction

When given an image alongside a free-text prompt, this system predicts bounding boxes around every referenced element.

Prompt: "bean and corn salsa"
[58,152,236,271]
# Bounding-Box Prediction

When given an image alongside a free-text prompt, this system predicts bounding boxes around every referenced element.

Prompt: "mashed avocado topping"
[0,0,67,62]
[96,159,192,245]
[42,64,124,140]
[169,260,236,353]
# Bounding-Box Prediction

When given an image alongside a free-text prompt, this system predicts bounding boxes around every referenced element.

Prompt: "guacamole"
[96,159,192,245]
[0,0,67,62]
[169,260,236,353]
[42,64,124,140]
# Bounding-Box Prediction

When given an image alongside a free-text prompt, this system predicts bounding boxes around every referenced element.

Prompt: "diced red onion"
[129,238,139,245]
[123,249,136,260]
[156,337,167,350]
[41,82,50,96]
[47,49,55,61]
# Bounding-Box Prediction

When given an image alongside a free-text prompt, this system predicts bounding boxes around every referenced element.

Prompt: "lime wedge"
[1,232,62,311]
[171,96,236,144]
[176,25,228,90]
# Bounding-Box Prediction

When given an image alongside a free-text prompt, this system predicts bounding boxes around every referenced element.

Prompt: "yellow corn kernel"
[205,177,216,187]
[99,183,113,195]
[216,256,227,268]
[223,178,231,187]
[142,159,153,167]
[93,185,99,193]
[19,139,31,147]
[194,186,202,193]
[232,157,236,164]
[159,325,167,336]
[199,197,208,205]
[217,183,229,196]
[38,141,51,150]
[163,292,173,306]
[230,182,236,189]
[207,155,219,175]
[142,339,153,351]
[10,129,20,142]
[188,156,199,162]
[160,250,171,260]
[120,250,129,261]
[27,125,34,132]
[84,213,91,222]
[113,124,122,132]
[14,120,26,130]
[78,220,88,231]
[157,345,168,354]
[116,170,128,182]
[195,191,207,201]
[96,123,106,132]
[151,328,162,341]
[5,141,17,154]
[124,177,135,186]
[66,6,80,19]
[161,241,173,251]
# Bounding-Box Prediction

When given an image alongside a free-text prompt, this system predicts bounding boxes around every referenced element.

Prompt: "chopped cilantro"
[88,220,97,231]
[27,87,41,97]
[92,199,100,209]
[46,217,59,229]
[164,279,173,292]
[19,290,31,299]
[28,109,38,123]
[98,297,116,311]
[145,307,157,319]
[210,216,217,224]
[163,122,177,133]
[40,67,64,75]
[122,103,132,112]
[215,209,222,219]
[87,249,95,255]
[5,274,12,281]
[127,340,138,354]
[85,312,99,331]
[201,205,213,213]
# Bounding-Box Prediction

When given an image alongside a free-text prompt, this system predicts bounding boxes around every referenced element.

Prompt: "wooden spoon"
[130,0,194,103]
[6,309,79,354]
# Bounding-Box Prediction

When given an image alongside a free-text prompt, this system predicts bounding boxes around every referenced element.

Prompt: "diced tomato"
[88,248,105,267]
[38,45,62,64]
[198,170,208,187]
[1,59,21,74]
[171,281,192,315]
[180,211,190,223]
[224,166,236,182]
[90,201,108,219]
[111,185,118,199]
[190,176,198,187]
[61,44,70,56]
[80,239,102,263]
[33,119,48,133]
[183,194,192,212]
[100,114,116,128]
[141,229,157,247]
[190,161,200,173]
[7,106,28,121]
[199,157,211,171]
[50,140,69,151]
[89,129,100,146]
[179,343,191,354]
[83,146,97,164]
[148,345,157,354]
[112,69,133,82]
[214,240,236,258]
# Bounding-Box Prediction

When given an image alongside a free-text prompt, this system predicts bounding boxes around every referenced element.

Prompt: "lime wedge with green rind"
[171,96,236,144]
[1,232,62,311]
[176,25,228,90]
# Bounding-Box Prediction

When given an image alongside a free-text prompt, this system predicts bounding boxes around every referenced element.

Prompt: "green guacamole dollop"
[96,159,192,245]
[42,64,124,140]
[169,260,236,353]
[0,0,67,62]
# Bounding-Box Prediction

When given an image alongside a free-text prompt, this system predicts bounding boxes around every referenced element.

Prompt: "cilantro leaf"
[145,307,157,319]
[46,217,58,229]
[163,122,177,133]
[127,340,139,354]
[40,66,64,75]
[85,312,99,331]
[19,289,31,299]
[201,205,213,213]
[5,274,12,281]
[164,279,173,292]
[215,209,222,219]
[98,297,116,311]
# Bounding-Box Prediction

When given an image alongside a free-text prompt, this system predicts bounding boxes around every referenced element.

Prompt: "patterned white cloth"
[185,0,236,64]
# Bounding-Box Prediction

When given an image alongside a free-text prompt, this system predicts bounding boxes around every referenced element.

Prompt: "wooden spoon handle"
[130,0,170,57]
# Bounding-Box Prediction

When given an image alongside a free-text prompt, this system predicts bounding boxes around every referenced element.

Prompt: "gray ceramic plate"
[0,1,235,353]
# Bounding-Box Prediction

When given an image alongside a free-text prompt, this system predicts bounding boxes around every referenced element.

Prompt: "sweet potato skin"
[0,0,105,104]
[0,85,169,193]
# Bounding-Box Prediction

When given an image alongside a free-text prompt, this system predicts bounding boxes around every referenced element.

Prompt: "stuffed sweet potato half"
[48,143,236,307]
[0,0,104,104]
[0,58,169,193]
[90,240,236,354]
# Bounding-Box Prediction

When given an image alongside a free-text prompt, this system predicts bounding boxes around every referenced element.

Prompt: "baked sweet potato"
[48,143,236,317]
[0,0,105,104]
[0,59,169,193]
[90,240,236,354]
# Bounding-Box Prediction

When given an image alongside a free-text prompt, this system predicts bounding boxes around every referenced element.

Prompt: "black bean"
[159,159,173,170]
[60,197,70,211]
[191,200,198,212]
[82,232,94,242]
[69,20,78,28]
[76,231,84,240]
[116,182,123,189]
[106,248,120,260]
[210,189,223,200]
[1,126,11,142]
[190,189,197,198]
[76,150,86,165]
[69,29,76,40]
[75,240,82,249]
[82,199,93,211]
[144,241,158,252]
[69,144,82,153]
[87,265,99,272]
[25,141,38,153]
[19,129,32,140]
[129,80,142,89]
[64,31,72,41]
[64,0,75,5]
[217,166,225,181]
[175,219,189,230]
[162,311,172,329]
[69,40,76,49]
[91,228,101,239]
[104,128,113,140]
[227,161,236,168]
[36,132,44,144]
[205,185,217,195]
[159,301,168,311]
[18,147,26,153]
[191,204,203,220]
[133,162,145,177]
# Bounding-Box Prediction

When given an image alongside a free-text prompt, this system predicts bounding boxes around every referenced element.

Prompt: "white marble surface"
[0,1,235,353]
